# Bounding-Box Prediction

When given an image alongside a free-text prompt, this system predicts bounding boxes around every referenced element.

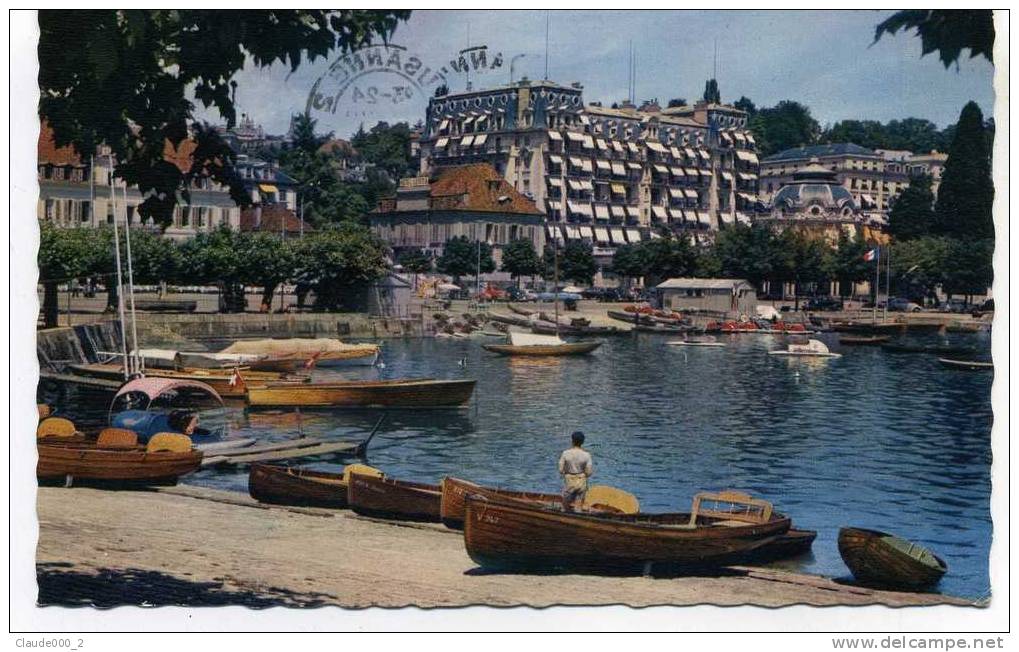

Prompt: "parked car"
[803,297,844,311]
[972,298,994,317]
[939,298,969,313]
[581,287,625,302]
[887,298,923,312]
[505,286,537,302]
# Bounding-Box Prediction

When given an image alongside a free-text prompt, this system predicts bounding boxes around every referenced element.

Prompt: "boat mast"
[884,243,891,322]
[872,245,879,325]
[121,179,142,375]
[108,160,130,380]
[553,237,560,338]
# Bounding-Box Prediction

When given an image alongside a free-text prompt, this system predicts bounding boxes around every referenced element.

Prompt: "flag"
[863,248,879,262]
[304,351,322,370]
[229,367,246,391]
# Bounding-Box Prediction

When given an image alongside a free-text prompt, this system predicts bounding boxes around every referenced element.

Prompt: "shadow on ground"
[36,563,339,608]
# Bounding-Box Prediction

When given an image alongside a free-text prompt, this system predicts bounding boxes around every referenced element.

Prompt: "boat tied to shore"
[938,358,993,371]
[768,339,842,358]
[839,335,892,345]
[838,527,947,590]
[69,361,309,399]
[248,463,382,509]
[220,338,381,368]
[347,472,443,522]
[245,377,477,408]
[482,332,602,357]
[668,335,725,347]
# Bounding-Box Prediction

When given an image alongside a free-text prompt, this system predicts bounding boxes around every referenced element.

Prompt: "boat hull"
[464,496,790,573]
[938,358,993,371]
[839,336,892,345]
[312,350,380,368]
[69,363,307,398]
[248,463,349,508]
[347,473,441,522]
[440,477,562,529]
[838,527,947,589]
[245,378,476,408]
[482,342,602,356]
[37,442,202,486]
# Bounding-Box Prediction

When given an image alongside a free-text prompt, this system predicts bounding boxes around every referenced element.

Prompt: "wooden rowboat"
[245,378,476,408]
[440,477,562,529]
[482,341,602,356]
[735,529,817,564]
[838,335,892,345]
[938,358,994,371]
[838,527,947,589]
[347,473,441,522]
[69,362,308,399]
[248,463,350,508]
[37,441,202,486]
[463,495,790,572]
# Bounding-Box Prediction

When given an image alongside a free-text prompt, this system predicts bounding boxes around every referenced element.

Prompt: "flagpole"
[884,244,891,322]
[872,248,879,325]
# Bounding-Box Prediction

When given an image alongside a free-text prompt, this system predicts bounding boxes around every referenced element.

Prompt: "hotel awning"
[736,212,751,225]
[734,132,747,145]
[626,161,642,170]
[612,141,625,153]
[435,137,449,148]
[720,212,735,225]
[548,130,562,141]
[595,159,611,171]
[684,147,697,159]
[611,161,626,176]
[549,154,563,165]
[720,132,733,145]
[548,177,563,187]
[547,200,562,211]
[474,133,488,146]
[610,183,627,195]
[610,228,626,243]
[684,189,699,199]
[258,184,278,193]
[720,171,734,182]
[668,188,684,199]
[583,135,595,148]
[670,166,685,177]
[652,206,668,219]
[697,211,711,225]
[567,200,591,215]
[736,150,759,164]
[579,225,595,239]
[684,167,700,176]
[626,206,640,218]
[438,119,450,133]
[627,142,640,154]
[463,116,476,125]
[568,156,584,168]
[593,227,611,243]
[610,205,626,218]
[596,138,609,151]
[461,135,475,147]
[566,131,585,142]
[698,149,711,160]
[653,164,669,175]
[739,193,759,203]
[670,146,683,160]
[670,208,685,221]
[746,134,756,146]
[565,225,581,240]
[568,179,585,191]
[626,228,642,242]
[594,204,610,220]
[646,141,667,154]
[547,225,565,242]
[579,179,594,191]
[738,172,758,181]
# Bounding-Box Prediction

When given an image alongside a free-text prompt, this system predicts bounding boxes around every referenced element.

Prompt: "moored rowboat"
[37,441,202,486]
[245,378,476,408]
[248,463,350,508]
[838,527,947,589]
[938,358,993,371]
[69,362,308,399]
[440,477,562,529]
[347,473,441,522]
[463,495,790,572]
[483,341,602,356]
[839,335,892,345]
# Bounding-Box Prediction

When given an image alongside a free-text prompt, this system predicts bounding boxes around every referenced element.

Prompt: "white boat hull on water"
[312,350,381,367]
[668,341,726,347]
[769,351,842,358]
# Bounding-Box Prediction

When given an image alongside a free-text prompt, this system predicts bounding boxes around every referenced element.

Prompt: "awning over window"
[734,132,747,145]
[547,130,562,141]
[567,179,585,191]
[461,135,475,147]
[670,166,685,177]
[612,141,625,153]
[736,212,751,225]
[646,141,667,154]
[438,119,450,133]
[697,211,711,225]
[626,206,640,218]
[548,177,563,187]
[720,212,735,225]
[745,134,756,146]
[547,200,562,211]
[626,162,642,170]
[668,188,684,199]
[595,159,611,171]
[593,227,611,243]
[738,172,758,181]
[670,208,685,221]
[610,183,627,195]
[653,164,669,175]
[611,161,627,176]
[720,132,733,145]
[596,138,608,151]
[610,205,626,218]
[565,225,581,239]
[670,146,683,160]
[474,133,488,146]
[610,228,626,244]
[259,184,279,193]
[583,135,595,148]
[652,206,668,219]
[650,231,662,239]
[698,149,711,160]
[579,225,594,239]
[685,167,700,177]
[684,147,697,159]
[567,200,591,215]
[566,131,585,142]
[547,225,564,242]
[720,171,734,182]
[435,137,449,148]
[736,150,760,164]
[739,193,759,203]
[684,189,699,199]
[463,116,476,125]
[626,229,642,242]
[549,154,563,165]
[627,142,640,154]
[594,204,610,220]
[580,179,594,191]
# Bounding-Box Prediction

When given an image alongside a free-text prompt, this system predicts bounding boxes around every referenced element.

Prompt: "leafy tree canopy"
[747,101,821,157]
[887,175,936,241]
[874,10,994,67]
[500,238,542,281]
[544,241,597,286]
[437,236,494,282]
[934,101,995,241]
[38,10,410,227]
[397,249,434,275]
[702,79,721,104]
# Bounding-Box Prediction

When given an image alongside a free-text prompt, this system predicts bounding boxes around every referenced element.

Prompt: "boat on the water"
[245,378,477,408]
[607,310,655,326]
[248,463,382,509]
[832,321,907,335]
[839,335,892,345]
[219,338,381,368]
[838,527,947,590]
[69,362,308,399]
[37,431,202,486]
[347,472,442,522]
[938,358,993,371]
[768,339,842,358]
[668,336,725,347]
[531,320,620,336]
[463,490,791,572]
[483,332,602,357]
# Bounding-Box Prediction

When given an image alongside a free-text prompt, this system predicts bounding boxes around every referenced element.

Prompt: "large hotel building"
[416,79,761,252]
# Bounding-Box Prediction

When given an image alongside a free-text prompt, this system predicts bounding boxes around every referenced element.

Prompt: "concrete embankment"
[35,486,973,608]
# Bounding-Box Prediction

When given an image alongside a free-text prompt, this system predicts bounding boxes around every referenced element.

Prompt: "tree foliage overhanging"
[874,10,994,67]
[38,10,411,228]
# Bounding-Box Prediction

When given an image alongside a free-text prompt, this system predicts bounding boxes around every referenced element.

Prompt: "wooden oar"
[353,415,386,457]
[584,485,640,514]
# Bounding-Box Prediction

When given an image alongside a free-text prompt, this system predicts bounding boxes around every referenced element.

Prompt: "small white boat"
[194,437,257,453]
[769,339,842,358]
[668,336,725,348]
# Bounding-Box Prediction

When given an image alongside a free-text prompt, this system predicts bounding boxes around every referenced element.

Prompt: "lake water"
[46,330,994,599]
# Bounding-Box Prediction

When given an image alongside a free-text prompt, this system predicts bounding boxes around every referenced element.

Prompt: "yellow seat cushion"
[146,432,193,453]
[97,428,139,450]
[37,417,77,440]
[342,463,383,485]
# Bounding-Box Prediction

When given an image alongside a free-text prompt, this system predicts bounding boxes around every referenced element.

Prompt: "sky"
[201,10,996,140]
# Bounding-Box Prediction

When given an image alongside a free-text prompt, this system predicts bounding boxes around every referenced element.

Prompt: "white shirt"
[558,447,593,476]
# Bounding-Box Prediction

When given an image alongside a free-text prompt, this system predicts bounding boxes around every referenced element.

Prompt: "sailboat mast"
[121,180,141,374]
[872,246,879,325]
[554,238,560,338]
[884,243,891,322]
[108,161,130,379]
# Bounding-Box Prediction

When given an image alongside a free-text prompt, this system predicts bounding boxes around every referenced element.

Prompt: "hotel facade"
[416,79,761,254]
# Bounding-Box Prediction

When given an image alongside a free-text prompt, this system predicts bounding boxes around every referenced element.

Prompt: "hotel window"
[80,201,91,223]
[107,203,115,224]
[126,205,136,224]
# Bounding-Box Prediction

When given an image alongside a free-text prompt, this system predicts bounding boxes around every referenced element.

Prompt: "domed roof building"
[758,158,885,245]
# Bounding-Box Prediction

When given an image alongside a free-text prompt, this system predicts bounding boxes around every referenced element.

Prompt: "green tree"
[891,236,953,302]
[639,235,700,288]
[38,10,410,227]
[123,228,181,295]
[702,79,721,104]
[610,243,646,285]
[874,10,994,67]
[544,241,597,286]
[933,102,995,241]
[500,238,542,286]
[712,223,781,287]
[350,121,416,180]
[887,175,936,241]
[236,232,297,311]
[748,101,821,158]
[823,232,873,298]
[37,224,108,327]
[775,229,829,308]
[942,238,994,302]
[666,98,688,108]
[733,96,757,116]
[397,248,433,289]
[292,224,388,311]
[437,236,494,286]
[177,226,248,311]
